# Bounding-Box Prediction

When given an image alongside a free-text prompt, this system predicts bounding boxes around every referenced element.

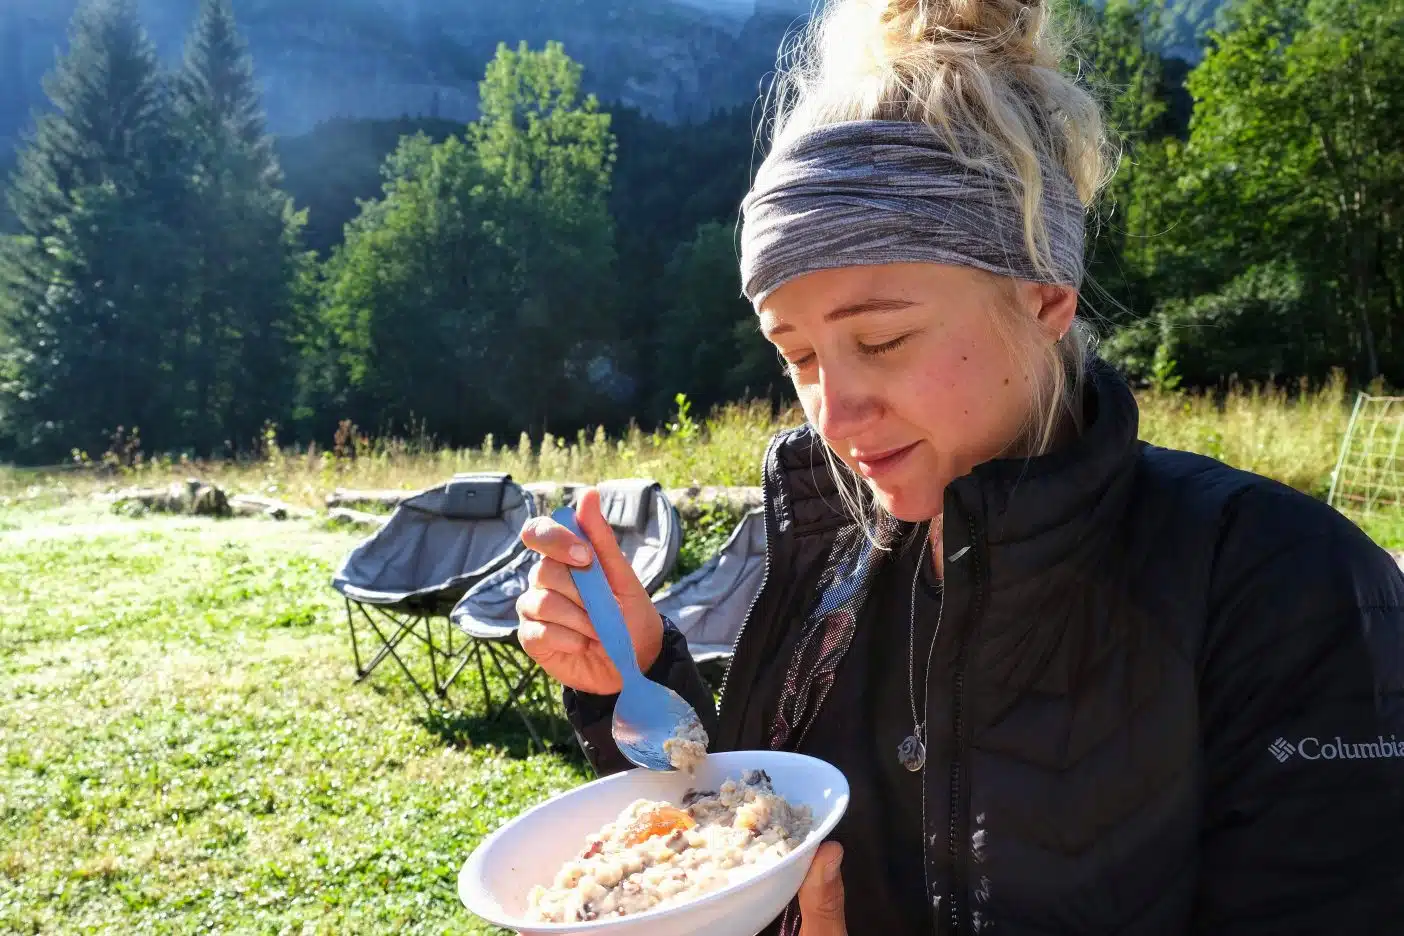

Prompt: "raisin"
[681,789,717,807]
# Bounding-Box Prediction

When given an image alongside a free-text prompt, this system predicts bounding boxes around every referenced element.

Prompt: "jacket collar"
[753,360,1144,760]
[766,359,1143,683]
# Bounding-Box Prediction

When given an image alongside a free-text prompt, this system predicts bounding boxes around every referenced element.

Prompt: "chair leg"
[358,607,437,711]
[470,640,495,716]
[534,664,563,748]
[349,608,567,745]
[348,602,417,682]
[345,598,364,675]
[481,642,550,753]
[426,619,442,696]
[435,638,473,699]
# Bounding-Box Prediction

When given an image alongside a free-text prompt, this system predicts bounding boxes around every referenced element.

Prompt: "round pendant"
[897,734,926,772]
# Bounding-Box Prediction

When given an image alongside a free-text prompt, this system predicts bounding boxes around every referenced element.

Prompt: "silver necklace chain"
[899,518,944,772]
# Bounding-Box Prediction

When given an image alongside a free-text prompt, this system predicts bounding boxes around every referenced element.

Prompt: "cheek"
[897,333,1025,444]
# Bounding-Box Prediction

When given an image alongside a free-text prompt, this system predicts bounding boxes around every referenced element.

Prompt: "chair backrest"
[652,506,766,663]
[449,478,682,639]
[332,472,536,614]
[597,478,681,596]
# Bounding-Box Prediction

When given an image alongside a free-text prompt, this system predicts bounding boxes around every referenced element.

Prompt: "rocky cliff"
[0,0,1220,160]
[0,0,810,155]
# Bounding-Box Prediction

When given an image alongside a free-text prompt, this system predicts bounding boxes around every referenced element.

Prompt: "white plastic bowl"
[458,750,850,936]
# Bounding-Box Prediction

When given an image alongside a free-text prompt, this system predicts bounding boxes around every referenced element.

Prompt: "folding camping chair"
[652,506,767,688]
[450,478,684,748]
[331,472,536,710]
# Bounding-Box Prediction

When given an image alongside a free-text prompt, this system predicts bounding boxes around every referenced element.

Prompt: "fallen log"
[228,494,315,521]
[665,485,764,520]
[326,506,387,529]
[325,488,413,510]
[325,482,764,520]
[523,480,588,507]
[111,479,231,518]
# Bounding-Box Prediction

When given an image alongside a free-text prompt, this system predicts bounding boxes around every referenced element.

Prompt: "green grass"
[3,379,1403,931]
[0,503,589,934]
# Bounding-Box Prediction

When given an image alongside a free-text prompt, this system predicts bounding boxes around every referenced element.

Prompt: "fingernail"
[569,544,590,565]
[823,855,842,884]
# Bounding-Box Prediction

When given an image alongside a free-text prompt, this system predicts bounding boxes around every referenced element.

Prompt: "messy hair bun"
[767,0,1114,284]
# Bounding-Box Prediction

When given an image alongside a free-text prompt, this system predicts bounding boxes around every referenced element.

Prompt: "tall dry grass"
[1136,373,1352,498]
[0,376,1361,511]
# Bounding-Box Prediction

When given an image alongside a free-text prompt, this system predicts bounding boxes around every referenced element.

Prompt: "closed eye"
[777,348,815,376]
[859,333,913,356]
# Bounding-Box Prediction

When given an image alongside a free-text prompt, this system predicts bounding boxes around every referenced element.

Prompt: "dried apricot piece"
[622,805,696,845]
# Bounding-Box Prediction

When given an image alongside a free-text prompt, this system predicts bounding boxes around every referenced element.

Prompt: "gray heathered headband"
[739,119,1086,306]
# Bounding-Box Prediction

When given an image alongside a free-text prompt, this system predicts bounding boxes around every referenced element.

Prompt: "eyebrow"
[763,297,916,338]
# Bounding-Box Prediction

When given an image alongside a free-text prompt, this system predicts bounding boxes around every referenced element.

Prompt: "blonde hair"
[766,0,1117,535]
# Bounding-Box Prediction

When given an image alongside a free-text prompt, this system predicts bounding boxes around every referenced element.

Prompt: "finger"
[517,617,591,657]
[527,557,585,607]
[574,488,647,600]
[797,841,846,936]
[516,588,597,641]
[520,516,593,567]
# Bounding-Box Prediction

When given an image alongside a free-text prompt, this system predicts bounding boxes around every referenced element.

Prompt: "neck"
[927,514,945,581]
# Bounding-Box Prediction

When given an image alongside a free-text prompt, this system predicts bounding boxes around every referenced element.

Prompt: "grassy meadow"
[3,375,1365,509]
[2,378,1401,934]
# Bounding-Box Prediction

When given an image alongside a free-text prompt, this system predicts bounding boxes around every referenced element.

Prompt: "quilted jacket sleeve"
[1194,486,1404,935]
[562,616,720,778]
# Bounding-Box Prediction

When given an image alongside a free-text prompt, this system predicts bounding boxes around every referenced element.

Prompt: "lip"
[853,442,919,479]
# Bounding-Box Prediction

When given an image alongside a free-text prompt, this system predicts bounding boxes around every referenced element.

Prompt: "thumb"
[573,488,647,600]
[797,841,846,936]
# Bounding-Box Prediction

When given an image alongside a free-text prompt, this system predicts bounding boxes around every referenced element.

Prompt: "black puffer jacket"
[565,362,1404,935]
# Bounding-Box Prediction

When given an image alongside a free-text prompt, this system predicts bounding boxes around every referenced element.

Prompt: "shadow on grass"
[419,704,587,765]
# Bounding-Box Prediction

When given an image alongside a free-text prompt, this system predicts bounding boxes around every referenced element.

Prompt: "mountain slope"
[0,0,802,154]
[1,0,1223,162]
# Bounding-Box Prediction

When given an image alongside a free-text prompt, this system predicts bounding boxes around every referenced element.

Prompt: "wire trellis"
[1328,393,1404,516]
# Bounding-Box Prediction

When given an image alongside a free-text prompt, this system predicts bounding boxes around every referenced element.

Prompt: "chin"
[865,481,939,524]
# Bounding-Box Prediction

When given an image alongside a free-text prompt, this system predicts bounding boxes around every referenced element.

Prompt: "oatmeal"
[524,770,814,923]
[663,717,709,773]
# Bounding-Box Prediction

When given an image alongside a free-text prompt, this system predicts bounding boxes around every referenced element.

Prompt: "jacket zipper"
[945,665,967,935]
[715,431,783,717]
[943,511,983,936]
[719,434,784,931]
[920,537,947,930]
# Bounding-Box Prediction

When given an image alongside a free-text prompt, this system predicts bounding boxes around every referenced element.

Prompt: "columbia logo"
[1269,734,1404,762]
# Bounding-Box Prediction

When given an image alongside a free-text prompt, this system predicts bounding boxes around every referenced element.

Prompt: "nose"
[808,362,882,444]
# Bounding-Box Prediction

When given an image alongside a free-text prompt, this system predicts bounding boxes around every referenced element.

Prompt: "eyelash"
[778,334,912,375]
[859,334,913,356]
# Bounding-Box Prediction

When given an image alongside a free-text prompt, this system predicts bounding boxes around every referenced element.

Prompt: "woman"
[515,1,1404,933]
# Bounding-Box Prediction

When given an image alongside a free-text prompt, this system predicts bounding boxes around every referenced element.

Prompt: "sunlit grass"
[0,375,1367,509]
[2,373,1400,932]
[0,505,587,934]
[1,374,1397,552]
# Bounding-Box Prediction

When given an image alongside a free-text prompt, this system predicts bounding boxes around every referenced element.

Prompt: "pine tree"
[0,0,188,461]
[172,0,309,454]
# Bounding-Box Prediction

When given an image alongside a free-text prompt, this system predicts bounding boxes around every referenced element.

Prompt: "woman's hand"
[515,487,664,696]
[798,841,847,935]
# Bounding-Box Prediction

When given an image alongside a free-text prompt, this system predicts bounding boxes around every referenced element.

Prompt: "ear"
[1031,283,1078,343]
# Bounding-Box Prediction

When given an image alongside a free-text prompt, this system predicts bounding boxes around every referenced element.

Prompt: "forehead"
[757,262,986,337]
